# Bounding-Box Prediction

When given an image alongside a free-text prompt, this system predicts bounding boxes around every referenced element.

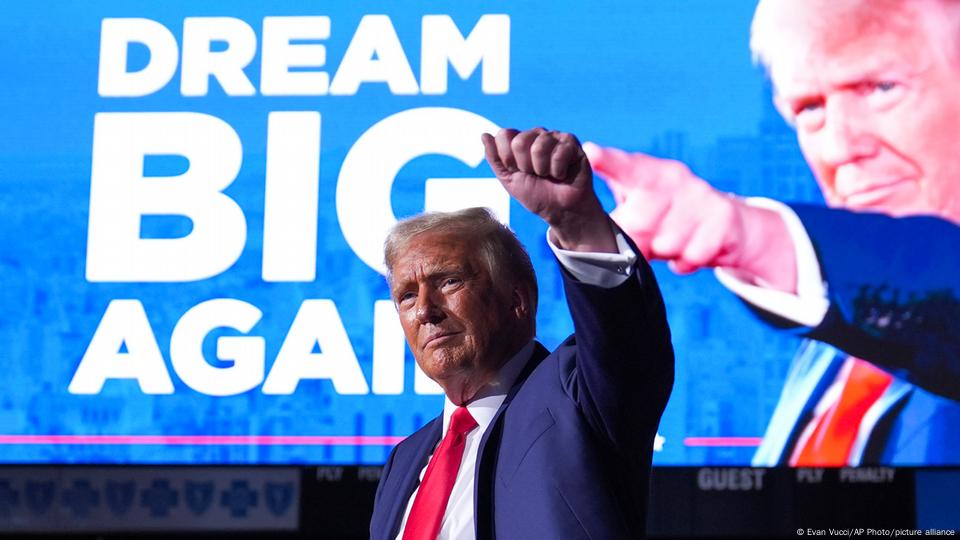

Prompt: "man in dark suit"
[369,127,674,539]
[583,0,960,465]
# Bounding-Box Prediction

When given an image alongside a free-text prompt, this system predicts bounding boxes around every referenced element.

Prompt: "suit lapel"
[473,341,550,539]
[382,416,442,539]
[753,340,843,465]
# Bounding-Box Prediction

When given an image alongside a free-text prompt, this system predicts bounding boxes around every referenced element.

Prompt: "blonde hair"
[383,207,539,317]
[750,0,960,74]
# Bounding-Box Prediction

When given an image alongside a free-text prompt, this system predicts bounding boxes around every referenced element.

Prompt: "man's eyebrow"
[778,59,909,99]
[389,264,466,292]
[432,265,466,277]
[415,269,467,287]
[829,63,911,93]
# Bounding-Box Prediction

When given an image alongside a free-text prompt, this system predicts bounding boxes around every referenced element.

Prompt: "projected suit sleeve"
[717,202,960,401]
[786,205,960,401]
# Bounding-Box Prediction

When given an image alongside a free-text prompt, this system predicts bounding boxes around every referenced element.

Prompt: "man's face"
[390,232,521,397]
[771,3,960,223]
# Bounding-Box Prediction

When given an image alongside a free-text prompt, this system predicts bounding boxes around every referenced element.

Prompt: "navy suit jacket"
[370,255,674,539]
[752,205,960,465]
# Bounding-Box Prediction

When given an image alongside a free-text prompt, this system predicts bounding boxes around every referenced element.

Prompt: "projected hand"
[481,128,616,253]
[584,143,797,292]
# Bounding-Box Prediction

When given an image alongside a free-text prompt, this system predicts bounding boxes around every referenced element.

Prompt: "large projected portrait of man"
[586,0,960,465]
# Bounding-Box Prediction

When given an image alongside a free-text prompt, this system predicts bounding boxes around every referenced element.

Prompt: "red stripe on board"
[683,437,763,447]
[0,435,407,446]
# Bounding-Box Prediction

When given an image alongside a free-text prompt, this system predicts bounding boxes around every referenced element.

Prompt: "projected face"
[390,232,518,403]
[769,2,960,223]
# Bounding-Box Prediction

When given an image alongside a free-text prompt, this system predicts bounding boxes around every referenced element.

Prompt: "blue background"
[0,1,824,464]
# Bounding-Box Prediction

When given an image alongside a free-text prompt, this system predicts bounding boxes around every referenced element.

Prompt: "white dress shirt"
[395,228,636,540]
[714,197,830,327]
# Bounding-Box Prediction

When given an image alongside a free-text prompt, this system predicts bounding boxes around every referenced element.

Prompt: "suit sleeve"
[559,237,674,454]
[370,443,399,539]
[767,204,960,400]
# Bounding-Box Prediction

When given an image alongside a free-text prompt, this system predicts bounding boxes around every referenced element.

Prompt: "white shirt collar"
[441,340,536,435]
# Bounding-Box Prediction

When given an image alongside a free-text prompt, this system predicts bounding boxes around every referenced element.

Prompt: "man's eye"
[866,80,903,109]
[790,99,825,131]
[398,291,416,304]
[795,100,823,115]
[874,81,898,92]
[442,277,462,288]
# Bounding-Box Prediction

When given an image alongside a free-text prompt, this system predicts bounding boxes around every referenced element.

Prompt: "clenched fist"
[482,128,617,253]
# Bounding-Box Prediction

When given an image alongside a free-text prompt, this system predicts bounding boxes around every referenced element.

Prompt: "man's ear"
[510,286,530,320]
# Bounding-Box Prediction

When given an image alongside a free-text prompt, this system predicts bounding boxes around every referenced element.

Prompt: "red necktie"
[402,406,478,540]
[790,357,893,466]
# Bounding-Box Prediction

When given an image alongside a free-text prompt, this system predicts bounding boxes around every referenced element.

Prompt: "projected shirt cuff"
[714,197,829,328]
[546,228,637,288]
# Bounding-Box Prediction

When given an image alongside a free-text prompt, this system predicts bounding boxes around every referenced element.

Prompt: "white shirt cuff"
[713,197,829,328]
[546,227,637,288]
